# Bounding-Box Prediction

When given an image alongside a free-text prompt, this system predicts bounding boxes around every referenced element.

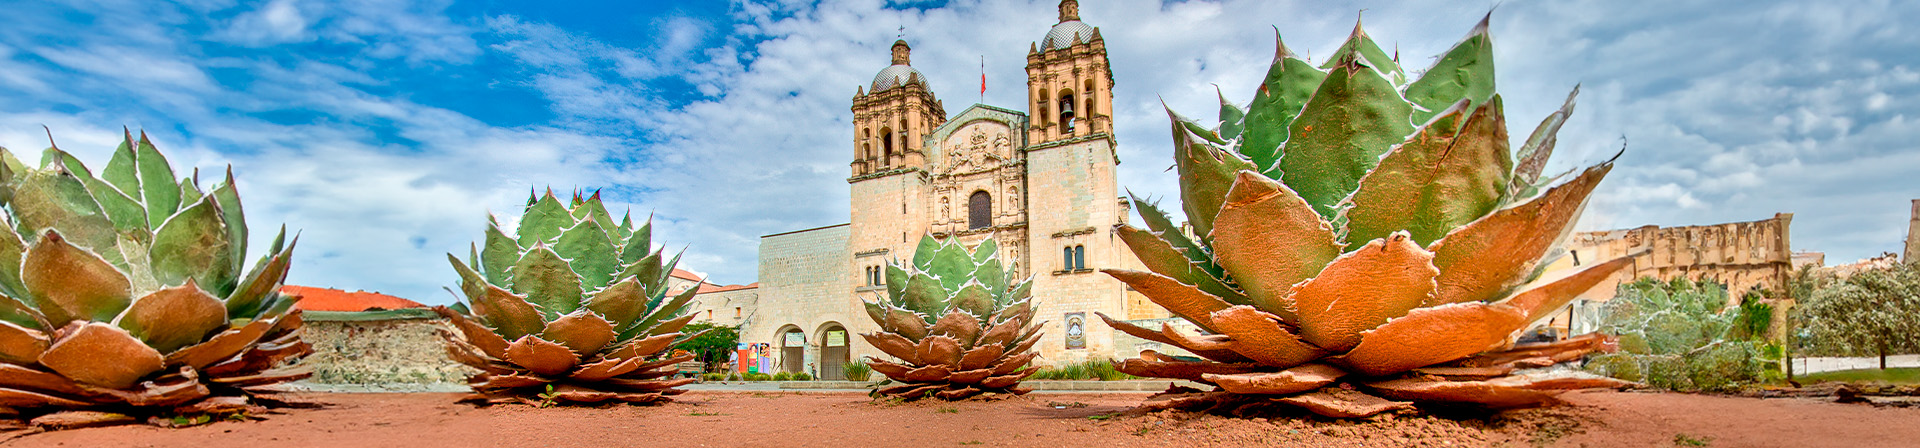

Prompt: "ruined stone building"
[1540,213,1796,334]
[745,0,1158,380]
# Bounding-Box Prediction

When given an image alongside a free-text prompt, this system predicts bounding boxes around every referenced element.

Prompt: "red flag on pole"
[980,56,986,101]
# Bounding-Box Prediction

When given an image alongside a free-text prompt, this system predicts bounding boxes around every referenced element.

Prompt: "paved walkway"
[1791,354,1920,374]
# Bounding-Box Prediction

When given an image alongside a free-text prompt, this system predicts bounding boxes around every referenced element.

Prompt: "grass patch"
[687,412,727,416]
[936,407,959,414]
[1029,360,1136,381]
[1673,433,1711,446]
[1798,367,1920,384]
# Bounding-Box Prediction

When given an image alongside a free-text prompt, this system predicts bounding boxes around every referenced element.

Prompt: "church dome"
[871,64,928,92]
[1041,20,1095,51]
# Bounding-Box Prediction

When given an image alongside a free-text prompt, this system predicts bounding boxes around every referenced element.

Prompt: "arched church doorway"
[819,323,850,380]
[780,328,806,373]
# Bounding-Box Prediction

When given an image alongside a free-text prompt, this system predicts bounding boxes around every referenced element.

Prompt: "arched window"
[968,191,992,229]
[879,127,894,165]
[1059,91,1077,134]
[1074,245,1086,270]
[1062,247,1073,271]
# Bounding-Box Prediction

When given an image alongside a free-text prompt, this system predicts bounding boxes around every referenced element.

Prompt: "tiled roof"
[670,268,705,281]
[283,285,426,312]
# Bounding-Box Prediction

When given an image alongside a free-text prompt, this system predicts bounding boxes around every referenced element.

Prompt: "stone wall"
[747,224,859,375]
[299,312,475,386]
[1552,213,1795,304]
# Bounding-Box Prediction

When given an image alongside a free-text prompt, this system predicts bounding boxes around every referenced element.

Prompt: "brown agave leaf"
[915,335,963,368]
[988,352,1037,376]
[866,357,915,379]
[1276,387,1415,418]
[1112,357,1263,382]
[28,410,136,428]
[935,387,983,400]
[1458,333,1615,368]
[1412,365,1515,381]
[1007,322,1047,356]
[0,363,107,401]
[0,386,92,408]
[1201,363,1346,395]
[645,314,699,337]
[113,280,228,354]
[164,315,273,370]
[608,332,679,361]
[862,332,922,364]
[1209,306,1325,369]
[1102,269,1233,332]
[602,377,696,392]
[582,277,646,327]
[1286,233,1436,353]
[949,368,993,385]
[881,303,930,341]
[542,310,617,356]
[208,365,312,387]
[1095,312,1252,363]
[433,306,510,359]
[504,335,580,377]
[926,309,982,347]
[118,374,211,408]
[1366,376,1566,409]
[38,322,165,389]
[474,284,545,341]
[1336,302,1527,376]
[1161,324,1235,352]
[978,367,1038,389]
[22,230,133,327]
[1428,160,1613,305]
[569,357,643,382]
[975,317,1021,349]
[474,373,550,391]
[1208,171,1341,319]
[442,337,513,374]
[0,321,50,365]
[903,364,953,382]
[957,343,1005,371]
[1493,256,1635,324]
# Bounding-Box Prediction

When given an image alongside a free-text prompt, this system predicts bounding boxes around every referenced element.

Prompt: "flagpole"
[979,55,986,104]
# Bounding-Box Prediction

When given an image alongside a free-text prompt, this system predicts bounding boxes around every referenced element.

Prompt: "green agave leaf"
[1128,194,1221,278]
[178,175,203,207]
[972,239,997,263]
[1216,88,1248,142]
[210,168,247,274]
[553,219,620,291]
[1404,14,1496,125]
[575,195,620,240]
[0,294,42,330]
[972,256,1006,298]
[44,147,89,175]
[101,130,140,198]
[618,214,652,266]
[80,173,146,233]
[929,240,975,293]
[1171,109,1259,240]
[1001,278,1032,305]
[1320,20,1405,85]
[135,133,181,228]
[511,244,584,318]
[1345,97,1511,248]
[480,220,520,285]
[516,193,571,247]
[613,211,634,243]
[22,230,132,326]
[624,285,698,340]
[150,197,237,296]
[584,277,647,329]
[1241,32,1326,175]
[0,222,26,302]
[901,272,950,322]
[1510,86,1578,199]
[884,263,910,303]
[1430,159,1614,305]
[1115,225,1251,306]
[950,282,995,319]
[1278,53,1416,218]
[910,234,939,270]
[0,148,13,205]
[12,170,118,256]
[227,233,293,319]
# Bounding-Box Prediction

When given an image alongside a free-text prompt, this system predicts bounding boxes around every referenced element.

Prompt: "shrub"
[772,372,793,381]
[1029,360,1134,381]
[702,373,726,381]
[792,372,813,381]
[744,372,772,381]
[726,373,741,381]
[1587,278,1770,392]
[842,361,873,382]
[1585,353,1644,383]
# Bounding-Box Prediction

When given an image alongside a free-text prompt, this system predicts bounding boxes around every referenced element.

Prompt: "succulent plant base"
[1123,334,1632,418]
[860,236,1046,402]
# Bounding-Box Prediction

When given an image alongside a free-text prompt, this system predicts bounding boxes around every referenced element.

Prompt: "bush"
[1585,353,1645,383]
[1029,360,1133,381]
[744,372,772,381]
[1587,278,1771,392]
[726,373,741,381]
[1686,342,1760,392]
[702,373,726,381]
[771,372,793,381]
[791,372,813,381]
[842,361,873,382]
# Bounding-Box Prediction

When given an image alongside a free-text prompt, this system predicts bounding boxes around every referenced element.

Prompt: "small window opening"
[968,191,992,229]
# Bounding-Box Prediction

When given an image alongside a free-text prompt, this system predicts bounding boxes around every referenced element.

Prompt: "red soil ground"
[6,390,1916,447]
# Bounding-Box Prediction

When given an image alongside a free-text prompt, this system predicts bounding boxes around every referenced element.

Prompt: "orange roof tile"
[670,268,704,282]
[283,285,426,312]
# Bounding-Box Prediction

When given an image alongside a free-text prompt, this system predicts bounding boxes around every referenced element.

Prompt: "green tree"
[673,322,740,371]
[1586,278,1776,391]
[1796,263,1920,369]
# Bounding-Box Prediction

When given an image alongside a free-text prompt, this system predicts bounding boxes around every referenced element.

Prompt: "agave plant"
[0,131,307,428]
[1106,15,1633,418]
[436,189,703,405]
[860,236,1041,401]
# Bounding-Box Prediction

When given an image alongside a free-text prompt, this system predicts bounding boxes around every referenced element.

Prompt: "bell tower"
[1025,0,1113,144]
[852,40,947,177]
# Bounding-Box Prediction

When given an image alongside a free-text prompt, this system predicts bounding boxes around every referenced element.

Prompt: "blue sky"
[2,0,1916,304]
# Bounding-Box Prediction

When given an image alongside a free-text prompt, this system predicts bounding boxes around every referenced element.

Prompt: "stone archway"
[817,323,850,380]
[778,326,806,374]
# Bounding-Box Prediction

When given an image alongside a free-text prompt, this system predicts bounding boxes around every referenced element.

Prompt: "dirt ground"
[6,390,1917,447]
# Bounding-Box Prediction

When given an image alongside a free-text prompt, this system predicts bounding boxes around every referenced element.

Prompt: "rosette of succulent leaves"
[861,236,1043,401]
[436,189,705,406]
[1105,14,1635,418]
[0,130,309,429]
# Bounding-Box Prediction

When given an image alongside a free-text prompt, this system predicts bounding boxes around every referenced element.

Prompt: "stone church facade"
[742,0,1166,380]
